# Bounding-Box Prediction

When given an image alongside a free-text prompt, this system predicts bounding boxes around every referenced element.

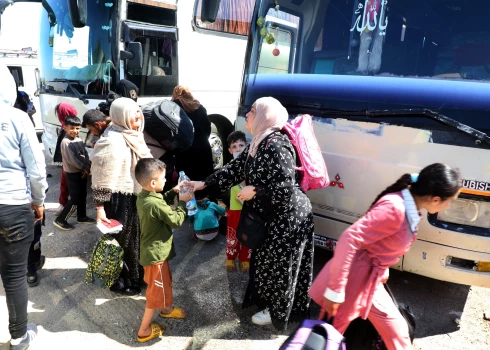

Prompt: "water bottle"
[178,171,198,216]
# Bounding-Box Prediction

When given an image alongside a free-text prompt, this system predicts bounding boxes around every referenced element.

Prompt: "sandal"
[239,261,250,273]
[137,323,164,343]
[159,307,187,319]
[226,259,236,272]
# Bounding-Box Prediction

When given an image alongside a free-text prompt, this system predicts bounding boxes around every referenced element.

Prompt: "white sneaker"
[10,323,37,350]
[252,308,272,325]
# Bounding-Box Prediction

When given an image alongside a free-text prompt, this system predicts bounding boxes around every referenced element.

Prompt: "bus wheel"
[209,114,234,170]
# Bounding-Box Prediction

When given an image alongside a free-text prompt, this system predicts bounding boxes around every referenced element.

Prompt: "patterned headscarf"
[115,79,139,102]
[248,97,289,157]
[172,85,200,113]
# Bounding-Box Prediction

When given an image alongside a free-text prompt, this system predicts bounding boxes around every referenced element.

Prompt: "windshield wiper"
[287,104,490,146]
[52,79,89,105]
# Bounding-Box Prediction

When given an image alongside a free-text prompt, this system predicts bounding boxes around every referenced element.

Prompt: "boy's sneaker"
[53,220,75,231]
[10,323,37,350]
[77,217,96,224]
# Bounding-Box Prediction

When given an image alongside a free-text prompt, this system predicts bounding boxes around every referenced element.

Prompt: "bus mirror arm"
[122,42,143,70]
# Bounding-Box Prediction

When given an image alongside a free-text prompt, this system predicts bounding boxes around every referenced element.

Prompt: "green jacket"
[137,189,187,266]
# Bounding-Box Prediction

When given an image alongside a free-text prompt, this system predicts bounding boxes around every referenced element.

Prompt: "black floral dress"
[205,131,314,330]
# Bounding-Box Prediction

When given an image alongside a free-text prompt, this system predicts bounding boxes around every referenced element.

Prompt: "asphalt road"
[1,153,490,349]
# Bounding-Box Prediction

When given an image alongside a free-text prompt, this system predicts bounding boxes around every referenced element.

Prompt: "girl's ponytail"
[369,163,460,210]
[369,173,413,209]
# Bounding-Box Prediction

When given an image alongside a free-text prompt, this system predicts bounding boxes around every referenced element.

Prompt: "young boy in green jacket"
[134,158,193,343]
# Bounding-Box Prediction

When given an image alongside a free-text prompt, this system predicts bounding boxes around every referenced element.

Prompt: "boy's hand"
[179,191,193,203]
[81,168,90,179]
[31,203,44,221]
[172,184,180,193]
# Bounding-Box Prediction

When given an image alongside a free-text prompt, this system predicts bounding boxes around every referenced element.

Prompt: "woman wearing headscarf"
[193,97,314,330]
[172,86,214,188]
[114,79,174,191]
[90,97,152,295]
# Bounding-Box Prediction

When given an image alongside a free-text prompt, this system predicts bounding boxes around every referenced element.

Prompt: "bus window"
[193,0,254,36]
[256,8,299,74]
[307,0,490,80]
[127,37,178,96]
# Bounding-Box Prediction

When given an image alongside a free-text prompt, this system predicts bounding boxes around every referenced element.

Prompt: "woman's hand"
[191,181,206,191]
[96,206,111,224]
[318,297,341,321]
[237,186,256,201]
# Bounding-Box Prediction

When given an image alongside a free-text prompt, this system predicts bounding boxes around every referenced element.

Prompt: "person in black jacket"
[172,85,214,197]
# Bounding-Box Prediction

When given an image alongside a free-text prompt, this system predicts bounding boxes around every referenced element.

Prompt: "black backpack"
[141,100,194,151]
[343,283,416,349]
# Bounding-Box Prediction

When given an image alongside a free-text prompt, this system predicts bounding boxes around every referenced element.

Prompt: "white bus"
[208,0,490,287]
[0,51,43,138]
[2,0,260,168]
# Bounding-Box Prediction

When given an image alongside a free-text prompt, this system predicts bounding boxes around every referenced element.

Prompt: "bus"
[0,51,43,139]
[209,0,490,287]
[1,0,264,169]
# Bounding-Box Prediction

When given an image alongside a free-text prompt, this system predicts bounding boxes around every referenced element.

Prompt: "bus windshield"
[39,0,114,93]
[242,0,490,135]
[251,0,490,81]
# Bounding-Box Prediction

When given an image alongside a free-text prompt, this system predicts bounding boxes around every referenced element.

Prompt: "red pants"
[59,169,69,207]
[226,210,251,262]
[334,285,412,350]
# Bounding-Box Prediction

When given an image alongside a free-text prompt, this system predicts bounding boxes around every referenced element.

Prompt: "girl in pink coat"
[309,163,460,350]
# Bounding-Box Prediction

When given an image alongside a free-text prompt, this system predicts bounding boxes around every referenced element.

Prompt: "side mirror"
[201,0,221,24]
[68,0,87,28]
[121,42,143,70]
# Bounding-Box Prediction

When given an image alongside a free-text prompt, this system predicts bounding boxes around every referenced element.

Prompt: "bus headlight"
[437,198,490,228]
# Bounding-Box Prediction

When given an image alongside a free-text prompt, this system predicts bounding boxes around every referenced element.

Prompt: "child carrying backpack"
[192,199,226,241]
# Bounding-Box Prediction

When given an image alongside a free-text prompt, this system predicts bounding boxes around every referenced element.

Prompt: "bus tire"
[208,114,234,170]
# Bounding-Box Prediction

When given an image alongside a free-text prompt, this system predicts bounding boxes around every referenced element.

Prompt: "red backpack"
[282,114,329,192]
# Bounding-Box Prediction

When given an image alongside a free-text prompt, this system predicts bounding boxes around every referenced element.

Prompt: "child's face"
[228,140,246,158]
[64,124,80,139]
[150,170,166,192]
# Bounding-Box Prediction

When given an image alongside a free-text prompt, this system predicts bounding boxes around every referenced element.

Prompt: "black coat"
[174,101,214,182]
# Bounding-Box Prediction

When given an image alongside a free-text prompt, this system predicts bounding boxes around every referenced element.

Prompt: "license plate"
[314,234,337,251]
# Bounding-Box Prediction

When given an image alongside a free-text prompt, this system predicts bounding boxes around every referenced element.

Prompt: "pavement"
[1,152,490,349]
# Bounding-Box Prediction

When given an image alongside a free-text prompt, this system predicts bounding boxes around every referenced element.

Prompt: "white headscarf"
[248,97,289,157]
[0,63,17,107]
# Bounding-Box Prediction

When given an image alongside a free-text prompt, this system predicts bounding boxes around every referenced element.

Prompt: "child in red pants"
[225,131,251,272]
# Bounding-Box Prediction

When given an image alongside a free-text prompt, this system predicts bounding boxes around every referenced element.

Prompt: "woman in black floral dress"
[193,97,314,330]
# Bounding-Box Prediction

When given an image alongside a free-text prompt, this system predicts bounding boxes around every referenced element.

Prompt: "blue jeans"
[0,203,34,339]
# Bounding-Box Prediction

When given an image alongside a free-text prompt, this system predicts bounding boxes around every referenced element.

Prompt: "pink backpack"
[282,114,329,192]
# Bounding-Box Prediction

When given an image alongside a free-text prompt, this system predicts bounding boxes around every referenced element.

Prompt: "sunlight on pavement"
[95,295,146,306]
[42,257,88,270]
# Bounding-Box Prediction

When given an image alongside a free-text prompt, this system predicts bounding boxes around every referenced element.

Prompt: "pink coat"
[309,191,418,320]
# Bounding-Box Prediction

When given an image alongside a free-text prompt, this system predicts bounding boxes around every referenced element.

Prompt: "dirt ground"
[1,154,490,349]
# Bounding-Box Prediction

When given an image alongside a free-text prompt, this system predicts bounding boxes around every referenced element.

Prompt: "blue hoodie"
[0,63,47,206]
[192,200,226,231]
